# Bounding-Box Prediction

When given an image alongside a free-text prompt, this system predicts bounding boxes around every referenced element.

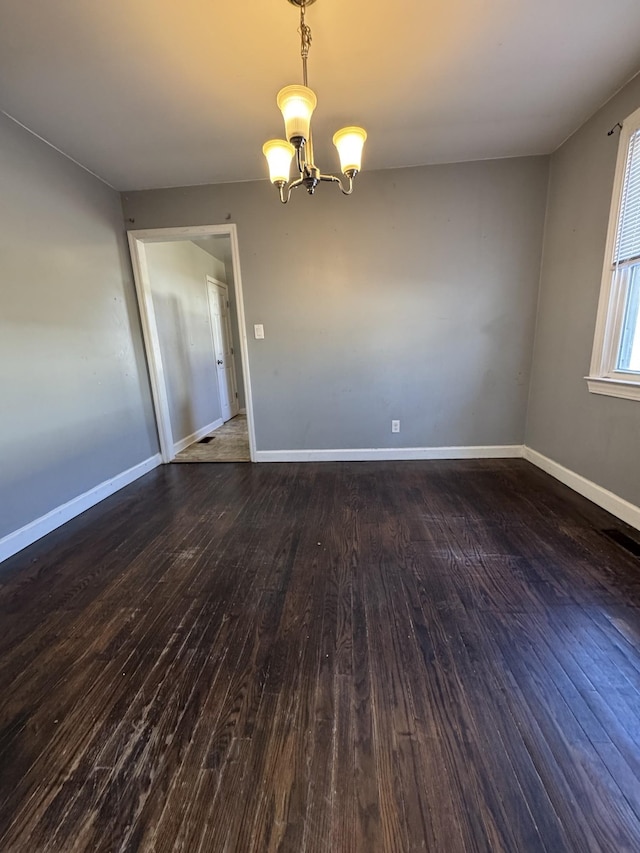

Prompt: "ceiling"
[1,0,640,191]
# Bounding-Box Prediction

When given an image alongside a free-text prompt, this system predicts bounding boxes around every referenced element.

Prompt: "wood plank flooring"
[1,459,640,851]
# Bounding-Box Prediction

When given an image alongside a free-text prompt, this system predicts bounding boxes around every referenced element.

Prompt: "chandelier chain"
[299,2,312,87]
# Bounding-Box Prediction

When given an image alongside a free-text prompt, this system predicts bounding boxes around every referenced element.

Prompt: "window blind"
[615,128,640,265]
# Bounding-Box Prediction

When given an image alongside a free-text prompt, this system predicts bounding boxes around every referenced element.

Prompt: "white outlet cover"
[254,324,264,339]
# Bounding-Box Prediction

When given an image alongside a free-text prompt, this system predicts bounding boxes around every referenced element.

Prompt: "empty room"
[1,0,640,850]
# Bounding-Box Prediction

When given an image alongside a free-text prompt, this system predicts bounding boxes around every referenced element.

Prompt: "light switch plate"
[254,324,264,339]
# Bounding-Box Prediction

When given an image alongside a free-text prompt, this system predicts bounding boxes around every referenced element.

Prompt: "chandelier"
[262,0,367,204]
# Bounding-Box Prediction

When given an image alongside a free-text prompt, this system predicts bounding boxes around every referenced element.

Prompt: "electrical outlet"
[254,324,264,339]
[392,420,400,433]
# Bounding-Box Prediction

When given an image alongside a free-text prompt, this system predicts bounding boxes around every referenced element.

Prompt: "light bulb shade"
[333,126,367,175]
[262,139,295,184]
[277,85,317,143]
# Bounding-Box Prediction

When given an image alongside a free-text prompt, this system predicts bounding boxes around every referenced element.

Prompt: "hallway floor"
[173,414,250,462]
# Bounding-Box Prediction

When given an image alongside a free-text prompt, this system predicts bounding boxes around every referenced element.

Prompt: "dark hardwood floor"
[1,459,640,851]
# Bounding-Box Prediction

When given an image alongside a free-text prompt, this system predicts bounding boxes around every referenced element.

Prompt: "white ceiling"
[1,0,640,191]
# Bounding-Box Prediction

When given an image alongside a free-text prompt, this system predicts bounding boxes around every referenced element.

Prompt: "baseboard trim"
[5,443,635,564]
[254,445,524,463]
[173,419,223,455]
[0,454,162,565]
[523,447,640,531]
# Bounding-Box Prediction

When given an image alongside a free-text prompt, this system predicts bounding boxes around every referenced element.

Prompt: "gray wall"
[0,112,158,540]
[526,74,640,507]
[123,156,549,451]
[145,241,223,444]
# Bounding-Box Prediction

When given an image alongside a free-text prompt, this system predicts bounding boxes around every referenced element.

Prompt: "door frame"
[206,275,240,422]
[127,224,256,463]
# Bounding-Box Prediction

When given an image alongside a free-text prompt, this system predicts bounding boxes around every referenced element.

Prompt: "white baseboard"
[256,444,640,531]
[0,454,162,565]
[523,447,640,531]
[173,418,223,455]
[4,442,636,567]
[254,445,524,463]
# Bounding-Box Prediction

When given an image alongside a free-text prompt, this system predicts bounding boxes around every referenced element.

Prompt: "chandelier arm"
[295,144,307,175]
[306,127,316,170]
[319,174,355,195]
[278,176,306,203]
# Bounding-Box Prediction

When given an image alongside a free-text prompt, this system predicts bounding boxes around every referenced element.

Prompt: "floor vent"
[601,528,640,558]
[198,436,214,444]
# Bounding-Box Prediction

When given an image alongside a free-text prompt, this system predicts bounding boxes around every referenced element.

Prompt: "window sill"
[586,376,640,401]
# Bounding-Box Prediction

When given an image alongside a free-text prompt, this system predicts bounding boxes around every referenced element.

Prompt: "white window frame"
[587,105,640,402]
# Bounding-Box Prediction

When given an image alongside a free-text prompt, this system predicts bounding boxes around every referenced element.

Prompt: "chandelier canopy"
[262,0,367,204]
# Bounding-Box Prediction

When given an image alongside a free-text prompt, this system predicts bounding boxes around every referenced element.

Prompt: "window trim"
[586,105,640,402]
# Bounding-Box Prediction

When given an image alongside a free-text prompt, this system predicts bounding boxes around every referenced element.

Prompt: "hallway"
[173,414,250,463]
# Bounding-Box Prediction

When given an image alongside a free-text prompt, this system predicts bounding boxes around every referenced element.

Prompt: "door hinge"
[231,347,234,355]
[235,392,238,398]
[227,300,230,308]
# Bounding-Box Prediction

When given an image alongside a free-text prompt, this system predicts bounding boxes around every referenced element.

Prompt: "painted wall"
[122,156,549,452]
[145,241,223,445]
[0,112,157,541]
[123,158,547,450]
[526,74,640,507]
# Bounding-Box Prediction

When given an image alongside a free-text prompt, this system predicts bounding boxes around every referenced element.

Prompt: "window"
[588,106,640,401]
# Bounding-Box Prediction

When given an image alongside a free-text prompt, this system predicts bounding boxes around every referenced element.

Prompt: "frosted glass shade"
[333,126,367,174]
[262,139,295,184]
[277,85,317,143]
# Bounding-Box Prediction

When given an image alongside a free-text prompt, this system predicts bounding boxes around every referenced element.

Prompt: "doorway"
[127,224,256,463]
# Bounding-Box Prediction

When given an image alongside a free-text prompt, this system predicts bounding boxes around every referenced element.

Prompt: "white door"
[207,278,239,422]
